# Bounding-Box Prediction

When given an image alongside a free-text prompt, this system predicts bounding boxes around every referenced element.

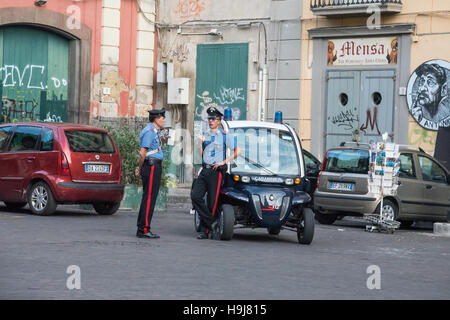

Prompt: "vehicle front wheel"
[213,204,234,241]
[194,209,201,232]
[93,202,120,215]
[298,208,314,245]
[27,182,57,216]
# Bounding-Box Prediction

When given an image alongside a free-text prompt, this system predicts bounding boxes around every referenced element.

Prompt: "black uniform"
[191,107,235,239]
[136,109,165,239]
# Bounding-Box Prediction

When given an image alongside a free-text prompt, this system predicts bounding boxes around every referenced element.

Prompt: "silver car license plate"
[85,164,110,173]
[330,182,353,191]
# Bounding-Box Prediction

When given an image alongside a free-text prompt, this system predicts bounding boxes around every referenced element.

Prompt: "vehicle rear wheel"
[213,204,234,241]
[375,199,398,221]
[315,211,337,225]
[267,227,281,235]
[194,209,201,232]
[93,202,120,215]
[4,202,27,210]
[27,182,57,216]
[298,208,314,245]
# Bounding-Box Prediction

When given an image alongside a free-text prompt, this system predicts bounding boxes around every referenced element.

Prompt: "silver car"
[313,144,450,226]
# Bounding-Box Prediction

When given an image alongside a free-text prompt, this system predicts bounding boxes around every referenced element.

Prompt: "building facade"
[0,0,156,127]
[300,0,450,160]
[156,0,302,184]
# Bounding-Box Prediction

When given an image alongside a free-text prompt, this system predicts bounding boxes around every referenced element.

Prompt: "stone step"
[433,223,450,237]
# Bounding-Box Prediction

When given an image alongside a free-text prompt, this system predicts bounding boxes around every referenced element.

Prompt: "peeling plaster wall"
[0,0,156,128]
[92,0,156,127]
[156,0,303,183]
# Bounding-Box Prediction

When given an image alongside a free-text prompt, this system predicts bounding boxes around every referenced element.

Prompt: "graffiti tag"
[213,87,245,105]
[172,43,190,63]
[43,112,63,123]
[173,0,205,19]
[331,109,359,130]
[1,96,39,122]
[360,106,381,135]
[0,65,67,90]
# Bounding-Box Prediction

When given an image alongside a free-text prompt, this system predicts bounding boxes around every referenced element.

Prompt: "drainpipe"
[257,68,263,121]
[261,65,268,122]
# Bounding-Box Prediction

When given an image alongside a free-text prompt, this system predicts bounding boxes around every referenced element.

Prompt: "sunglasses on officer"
[208,117,221,121]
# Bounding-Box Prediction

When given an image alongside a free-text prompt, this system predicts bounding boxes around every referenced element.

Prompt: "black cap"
[207,107,223,119]
[148,108,166,117]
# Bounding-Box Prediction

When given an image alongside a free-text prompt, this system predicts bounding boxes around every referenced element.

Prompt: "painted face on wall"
[417,73,442,110]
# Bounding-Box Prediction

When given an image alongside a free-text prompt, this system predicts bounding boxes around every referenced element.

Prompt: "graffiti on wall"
[330,109,359,131]
[196,90,241,123]
[408,121,437,155]
[172,43,190,63]
[173,0,206,19]
[360,106,381,135]
[1,65,67,90]
[213,86,245,106]
[0,64,67,123]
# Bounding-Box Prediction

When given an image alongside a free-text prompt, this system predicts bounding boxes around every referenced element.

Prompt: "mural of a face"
[417,73,444,115]
[407,60,450,130]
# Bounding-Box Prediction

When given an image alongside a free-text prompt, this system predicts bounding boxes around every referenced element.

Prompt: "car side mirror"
[306,163,320,176]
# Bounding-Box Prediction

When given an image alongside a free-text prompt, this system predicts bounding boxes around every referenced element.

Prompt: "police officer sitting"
[135,108,166,239]
[191,107,241,239]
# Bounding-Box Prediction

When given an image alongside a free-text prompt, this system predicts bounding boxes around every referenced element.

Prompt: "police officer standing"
[191,107,241,239]
[135,108,166,239]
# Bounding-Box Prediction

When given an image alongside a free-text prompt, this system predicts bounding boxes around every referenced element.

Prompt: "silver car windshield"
[230,127,300,176]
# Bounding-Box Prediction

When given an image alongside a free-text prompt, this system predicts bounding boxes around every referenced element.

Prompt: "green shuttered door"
[0,26,69,123]
[194,43,248,164]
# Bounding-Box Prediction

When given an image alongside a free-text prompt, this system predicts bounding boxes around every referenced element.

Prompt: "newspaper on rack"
[365,135,401,232]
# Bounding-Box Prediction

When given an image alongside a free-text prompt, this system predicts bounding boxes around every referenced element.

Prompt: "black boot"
[137,230,160,239]
[197,232,209,239]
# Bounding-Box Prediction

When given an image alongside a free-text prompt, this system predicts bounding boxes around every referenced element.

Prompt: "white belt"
[146,147,161,157]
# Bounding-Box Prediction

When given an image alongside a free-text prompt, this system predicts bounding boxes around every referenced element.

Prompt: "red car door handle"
[27,157,36,162]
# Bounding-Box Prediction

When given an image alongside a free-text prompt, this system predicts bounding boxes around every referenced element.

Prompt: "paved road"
[0,205,449,300]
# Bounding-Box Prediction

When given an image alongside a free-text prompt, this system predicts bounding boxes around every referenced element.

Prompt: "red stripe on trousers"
[206,172,222,235]
[212,172,222,217]
[144,165,155,234]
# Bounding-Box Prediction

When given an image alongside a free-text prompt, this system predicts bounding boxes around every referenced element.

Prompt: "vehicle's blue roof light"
[274,111,283,124]
[224,108,232,121]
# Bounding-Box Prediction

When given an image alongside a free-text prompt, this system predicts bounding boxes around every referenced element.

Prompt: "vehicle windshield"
[323,149,369,174]
[230,127,300,176]
[65,130,116,153]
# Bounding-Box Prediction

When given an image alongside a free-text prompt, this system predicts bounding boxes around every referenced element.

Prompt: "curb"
[433,223,450,237]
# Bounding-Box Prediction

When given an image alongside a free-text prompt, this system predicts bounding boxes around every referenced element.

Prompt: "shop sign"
[327,37,398,66]
[407,60,450,131]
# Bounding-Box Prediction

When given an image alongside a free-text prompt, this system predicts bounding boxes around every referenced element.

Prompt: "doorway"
[325,70,395,149]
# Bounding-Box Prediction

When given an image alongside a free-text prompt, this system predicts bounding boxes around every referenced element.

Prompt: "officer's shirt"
[202,128,236,165]
[140,123,163,160]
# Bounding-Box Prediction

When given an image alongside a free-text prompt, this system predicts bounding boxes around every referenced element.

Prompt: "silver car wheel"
[31,186,48,212]
[382,204,395,221]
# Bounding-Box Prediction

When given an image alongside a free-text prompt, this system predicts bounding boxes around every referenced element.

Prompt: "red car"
[0,122,124,215]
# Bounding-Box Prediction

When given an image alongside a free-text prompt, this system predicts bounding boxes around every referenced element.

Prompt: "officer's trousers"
[137,160,162,233]
[191,167,223,233]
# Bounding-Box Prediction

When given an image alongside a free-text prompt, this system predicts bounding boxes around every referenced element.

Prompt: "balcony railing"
[311,0,403,16]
